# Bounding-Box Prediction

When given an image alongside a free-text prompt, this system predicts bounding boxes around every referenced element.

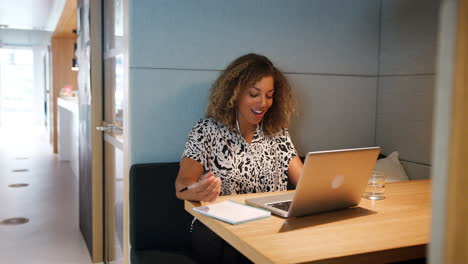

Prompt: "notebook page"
[193,200,271,225]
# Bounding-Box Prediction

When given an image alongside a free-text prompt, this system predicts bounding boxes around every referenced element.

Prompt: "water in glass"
[363,171,386,200]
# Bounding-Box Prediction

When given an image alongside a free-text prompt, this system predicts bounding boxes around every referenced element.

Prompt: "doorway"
[0,48,35,127]
[75,0,128,262]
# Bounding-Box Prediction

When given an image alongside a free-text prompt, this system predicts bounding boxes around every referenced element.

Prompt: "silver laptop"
[245,147,380,218]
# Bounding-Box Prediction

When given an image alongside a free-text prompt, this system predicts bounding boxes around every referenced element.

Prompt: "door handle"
[96,126,114,131]
[96,124,122,133]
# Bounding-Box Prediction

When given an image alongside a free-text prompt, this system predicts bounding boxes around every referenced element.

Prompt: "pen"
[179,182,200,192]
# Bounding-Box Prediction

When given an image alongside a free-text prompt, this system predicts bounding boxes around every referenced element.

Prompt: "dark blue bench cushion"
[129,162,193,252]
[131,248,196,264]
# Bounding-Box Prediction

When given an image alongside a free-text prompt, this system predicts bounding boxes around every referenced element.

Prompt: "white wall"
[0,29,51,47]
[32,46,47,126]
[128,0,380,164]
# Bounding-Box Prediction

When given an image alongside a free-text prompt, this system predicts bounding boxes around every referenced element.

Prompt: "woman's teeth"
[253,110,263,114]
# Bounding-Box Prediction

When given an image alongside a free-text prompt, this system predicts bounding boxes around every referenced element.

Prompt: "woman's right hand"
[190,172,222,202]
[175,157,222,202]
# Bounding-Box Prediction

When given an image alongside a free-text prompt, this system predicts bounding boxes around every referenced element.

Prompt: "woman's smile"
[251,109,265,118]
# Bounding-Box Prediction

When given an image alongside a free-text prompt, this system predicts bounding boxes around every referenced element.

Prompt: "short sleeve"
[182,119,209,167]
[276,129,298,166]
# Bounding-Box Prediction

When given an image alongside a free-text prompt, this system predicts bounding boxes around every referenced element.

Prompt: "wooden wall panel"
[53,0,78,38]
[90,1,104,260]
[50,37,77,153]
[444,0,468,262]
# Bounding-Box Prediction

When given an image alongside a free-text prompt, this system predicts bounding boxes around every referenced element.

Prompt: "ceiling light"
[71,58,79,71]
[71,42,79,71]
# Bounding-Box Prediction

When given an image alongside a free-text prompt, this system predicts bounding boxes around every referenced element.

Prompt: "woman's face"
[237,75,274,130]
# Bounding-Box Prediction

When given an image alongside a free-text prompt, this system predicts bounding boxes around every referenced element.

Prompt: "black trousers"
[191,220,253,264]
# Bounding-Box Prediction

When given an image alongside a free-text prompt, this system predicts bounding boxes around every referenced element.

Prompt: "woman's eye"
[266,94,273,99]
[249,93,259,97]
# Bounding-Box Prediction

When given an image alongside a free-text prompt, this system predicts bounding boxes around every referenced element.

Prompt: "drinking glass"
[363,171,386,200]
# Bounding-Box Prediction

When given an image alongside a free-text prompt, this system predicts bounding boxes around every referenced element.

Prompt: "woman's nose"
[258,95,266,106]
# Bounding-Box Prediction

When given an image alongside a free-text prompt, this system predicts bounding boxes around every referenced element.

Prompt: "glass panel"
[104,55,123,131]
[114,0,124,41]
[114,147,124,257]
[103,0,126,263]
[104,57,116,121]
[104,0,124,54]
[114,54,123,128]
[105,144,124,264]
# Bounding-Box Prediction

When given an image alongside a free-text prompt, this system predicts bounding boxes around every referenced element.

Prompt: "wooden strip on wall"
[104,142,117,261]
[444,0,468,262]
[90,0,103,262]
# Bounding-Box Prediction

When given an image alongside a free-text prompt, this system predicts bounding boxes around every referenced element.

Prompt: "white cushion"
[374,151,409,182]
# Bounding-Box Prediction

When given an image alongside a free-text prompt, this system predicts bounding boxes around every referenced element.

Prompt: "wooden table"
[185,180,431,264]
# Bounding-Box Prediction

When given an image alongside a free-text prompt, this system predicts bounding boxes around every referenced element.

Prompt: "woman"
[175,53,303,263]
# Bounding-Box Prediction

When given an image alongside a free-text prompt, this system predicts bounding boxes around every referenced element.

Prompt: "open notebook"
[193,200,271,225]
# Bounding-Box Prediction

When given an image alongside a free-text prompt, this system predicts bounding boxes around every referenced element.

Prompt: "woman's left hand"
[288,156,303,186]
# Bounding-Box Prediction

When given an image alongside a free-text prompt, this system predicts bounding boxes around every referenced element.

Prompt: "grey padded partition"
[129,0,380,75]
[380,0,439,75]
[289,75,377,155]
[376,0,439,173]
[401,161,431,180]
[128,0,382,165]
[376,76,434,164]
[128,0,438,174]
[129,69,217,163]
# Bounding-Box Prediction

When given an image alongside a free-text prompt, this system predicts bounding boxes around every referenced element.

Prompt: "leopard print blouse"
[182,118,297,195]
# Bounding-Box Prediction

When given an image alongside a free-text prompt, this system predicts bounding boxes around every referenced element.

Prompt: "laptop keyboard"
[268,200,292,211]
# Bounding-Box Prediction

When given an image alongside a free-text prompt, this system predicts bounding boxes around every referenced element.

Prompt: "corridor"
[0,125,91,264]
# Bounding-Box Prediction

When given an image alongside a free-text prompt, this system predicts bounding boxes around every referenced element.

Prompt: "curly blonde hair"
[206,53,295,135]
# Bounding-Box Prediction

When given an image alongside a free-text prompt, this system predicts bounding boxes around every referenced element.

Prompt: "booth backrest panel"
[130,162,193,251]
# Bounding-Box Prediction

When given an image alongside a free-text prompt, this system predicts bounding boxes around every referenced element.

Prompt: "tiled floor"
[0,125,92,264]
